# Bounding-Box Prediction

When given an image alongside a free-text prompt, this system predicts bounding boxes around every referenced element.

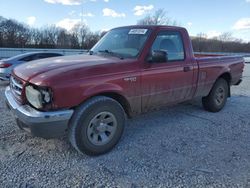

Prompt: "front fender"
[81,83,125,102]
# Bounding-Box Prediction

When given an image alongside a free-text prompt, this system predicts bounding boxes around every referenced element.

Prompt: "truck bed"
[194,54,244,98]
[194,53,226,58]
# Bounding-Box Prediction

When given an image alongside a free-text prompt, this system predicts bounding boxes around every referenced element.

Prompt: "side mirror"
[148,50,168,63]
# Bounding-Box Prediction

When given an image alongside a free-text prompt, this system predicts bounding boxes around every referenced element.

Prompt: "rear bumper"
[5,86,74,139]
[0,73,10,81]
[0,68,11,81]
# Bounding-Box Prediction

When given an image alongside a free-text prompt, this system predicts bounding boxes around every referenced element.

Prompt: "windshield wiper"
[98,49,124,59]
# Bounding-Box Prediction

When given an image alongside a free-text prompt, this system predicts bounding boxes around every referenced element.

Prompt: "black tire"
[202,78,229,112]
[69,96,125,156]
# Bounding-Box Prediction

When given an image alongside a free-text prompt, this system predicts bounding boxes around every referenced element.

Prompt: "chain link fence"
[0,48,249,62]
[0,48,87,59]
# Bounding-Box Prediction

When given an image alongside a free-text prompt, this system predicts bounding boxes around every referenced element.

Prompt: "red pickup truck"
[5,25,244,155]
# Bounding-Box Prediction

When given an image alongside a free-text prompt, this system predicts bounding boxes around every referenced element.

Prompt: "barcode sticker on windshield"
[129,29,148,35]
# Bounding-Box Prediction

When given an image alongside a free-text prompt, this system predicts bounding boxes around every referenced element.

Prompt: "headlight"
[25,85,52,109]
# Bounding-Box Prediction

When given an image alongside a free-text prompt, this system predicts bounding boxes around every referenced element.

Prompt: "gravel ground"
[0,65,250,188]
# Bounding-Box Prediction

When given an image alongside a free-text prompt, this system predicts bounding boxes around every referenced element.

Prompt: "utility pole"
[80,0,84,49]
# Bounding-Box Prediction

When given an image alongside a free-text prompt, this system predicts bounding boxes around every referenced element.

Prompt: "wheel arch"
[96,92,132,118]
[78,91,132,118]
[217,72,232,97]
[79,83,132,117]
[219,72,232,84]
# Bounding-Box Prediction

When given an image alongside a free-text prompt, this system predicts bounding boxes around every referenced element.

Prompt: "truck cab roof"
[113,25,187,31]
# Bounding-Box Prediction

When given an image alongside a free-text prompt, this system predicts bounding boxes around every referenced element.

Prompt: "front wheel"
[202,78,229,112]
[69,96,125,156]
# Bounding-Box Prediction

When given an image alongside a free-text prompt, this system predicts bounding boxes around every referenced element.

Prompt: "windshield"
[91,28,151,58]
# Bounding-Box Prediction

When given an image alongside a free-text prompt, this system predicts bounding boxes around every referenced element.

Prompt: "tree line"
[0,11,250,53]
[137,10,250,53]
[0,16,102,49]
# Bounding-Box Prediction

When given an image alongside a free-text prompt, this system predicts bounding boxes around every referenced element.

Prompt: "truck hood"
[13,54,124,85]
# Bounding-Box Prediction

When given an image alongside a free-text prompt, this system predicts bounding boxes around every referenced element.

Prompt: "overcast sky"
[0,0,250,41]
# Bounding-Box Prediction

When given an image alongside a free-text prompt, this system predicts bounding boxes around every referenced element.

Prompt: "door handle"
[183,66,191,72]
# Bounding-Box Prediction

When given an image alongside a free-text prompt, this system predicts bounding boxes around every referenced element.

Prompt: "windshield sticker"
[128,29,148,35]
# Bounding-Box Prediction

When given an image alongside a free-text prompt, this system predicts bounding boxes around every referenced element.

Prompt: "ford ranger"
[5,25,244,155]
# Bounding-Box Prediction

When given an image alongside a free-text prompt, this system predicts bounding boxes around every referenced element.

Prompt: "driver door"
[141,30,195,112]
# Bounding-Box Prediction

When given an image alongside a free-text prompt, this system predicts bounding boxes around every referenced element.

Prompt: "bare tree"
[0,19,30,47]
[0,17,4,46]
[194,33,207,52]
[83,32,100,49]
[218,32,233,51]
[56,29,70,48]
[42,26,61,48]
[69,33,80,49]
[137,9,178,26]
[218,32,233,42]
[28,28,42,47]
[72,23,89,49]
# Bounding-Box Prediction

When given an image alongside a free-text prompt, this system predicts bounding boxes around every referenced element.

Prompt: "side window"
[20,54,37,62]
[151,31,185,62]
[44,53,62,58]
[35,54,49,60]
[34,53,57,60]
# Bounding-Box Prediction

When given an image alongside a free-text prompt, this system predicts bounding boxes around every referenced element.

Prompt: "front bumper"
[5,86,74,139]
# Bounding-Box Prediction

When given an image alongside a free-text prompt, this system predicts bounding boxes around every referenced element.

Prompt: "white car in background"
[0,52,63,81]
[245,56,250,63]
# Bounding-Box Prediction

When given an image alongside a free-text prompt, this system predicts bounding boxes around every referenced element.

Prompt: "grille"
[10,76,24,98]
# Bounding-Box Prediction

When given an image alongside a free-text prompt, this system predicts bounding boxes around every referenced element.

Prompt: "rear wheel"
[69,96,125,156]
[202,78,229,112]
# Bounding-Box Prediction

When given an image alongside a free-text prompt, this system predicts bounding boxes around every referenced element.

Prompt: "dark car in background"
[0,52,63,81]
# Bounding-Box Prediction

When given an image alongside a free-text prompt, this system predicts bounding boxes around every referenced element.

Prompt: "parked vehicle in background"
[5,25,244,156]
[245,56,250,63]
[0,52,63,81]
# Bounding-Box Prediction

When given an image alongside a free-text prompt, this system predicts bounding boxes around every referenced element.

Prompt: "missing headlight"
[25,85,52,109]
